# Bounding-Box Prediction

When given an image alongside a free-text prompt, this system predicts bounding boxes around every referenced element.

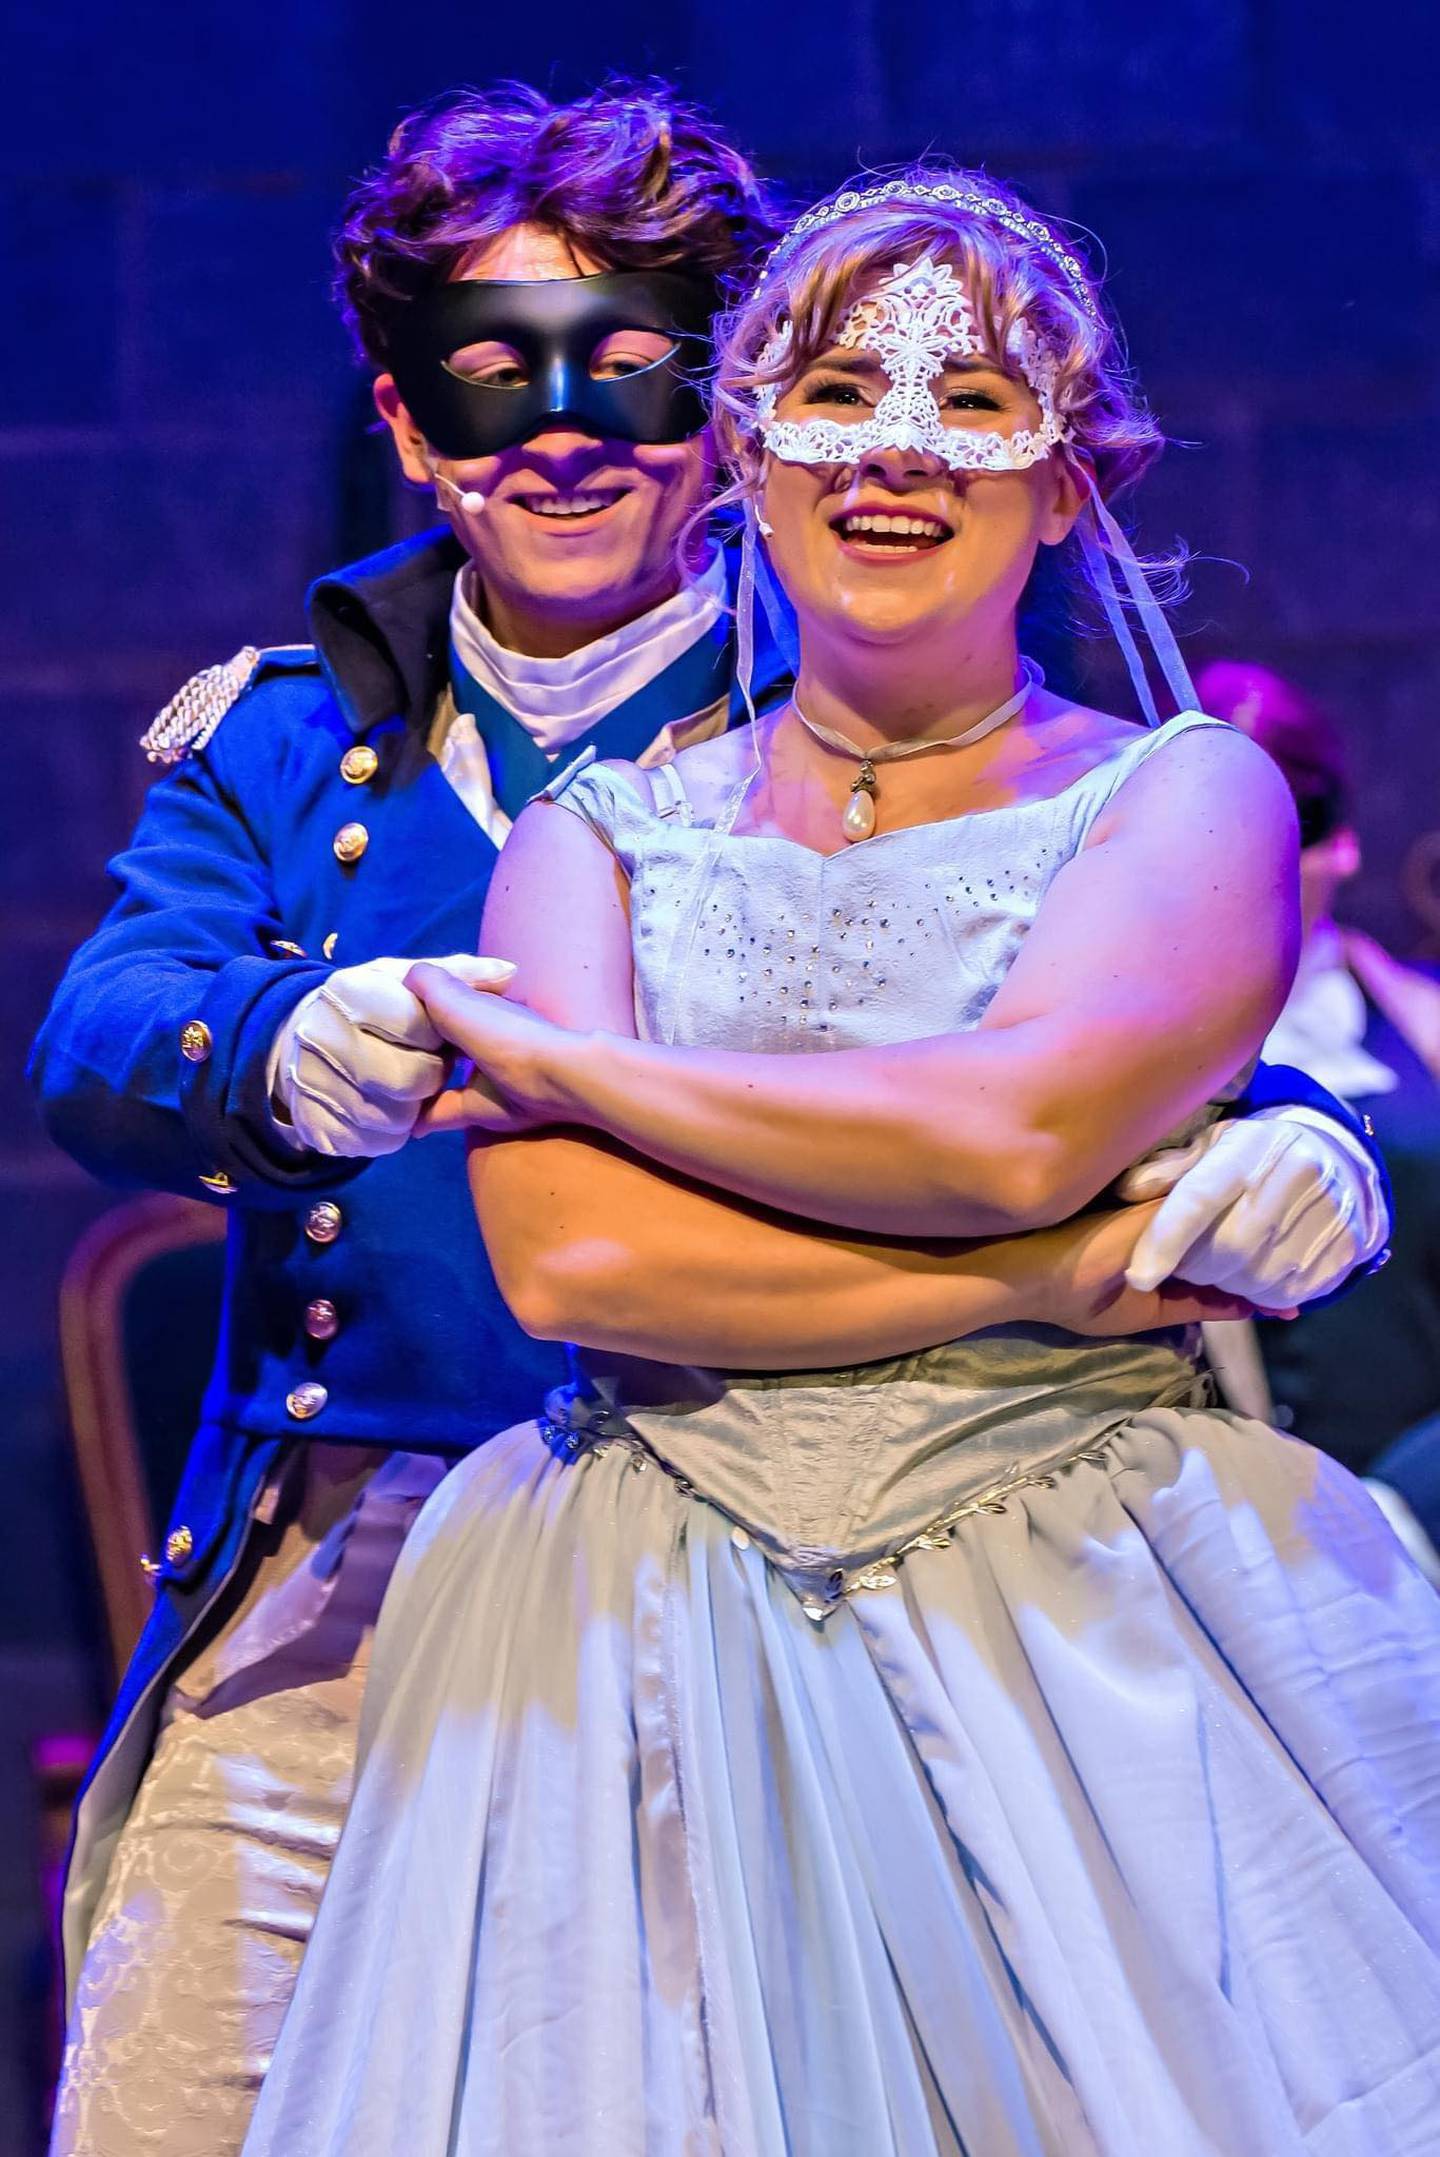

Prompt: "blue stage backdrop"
[3,3,1439,2143]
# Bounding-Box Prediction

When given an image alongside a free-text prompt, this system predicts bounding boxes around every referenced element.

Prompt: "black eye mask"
[384,270,721,460]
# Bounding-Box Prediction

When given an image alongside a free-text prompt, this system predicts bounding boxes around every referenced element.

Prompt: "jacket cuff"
[175,958,368,1203]
[1229,1059,1393,1294]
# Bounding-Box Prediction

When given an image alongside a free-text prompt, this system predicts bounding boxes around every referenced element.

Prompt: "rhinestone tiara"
[756,181,1100,322]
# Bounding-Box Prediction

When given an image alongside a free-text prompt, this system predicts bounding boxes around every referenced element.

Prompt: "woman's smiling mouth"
[831,505,953,556]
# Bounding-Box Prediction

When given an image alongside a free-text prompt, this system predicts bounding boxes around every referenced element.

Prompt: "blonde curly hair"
[711,167,1161,509]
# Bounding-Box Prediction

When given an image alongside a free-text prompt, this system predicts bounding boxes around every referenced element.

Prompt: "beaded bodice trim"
[540,1365,1213,1623]
[548,711,1232,1059]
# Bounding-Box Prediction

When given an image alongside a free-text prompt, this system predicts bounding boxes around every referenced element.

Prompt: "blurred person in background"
[1199,658,1440,1581]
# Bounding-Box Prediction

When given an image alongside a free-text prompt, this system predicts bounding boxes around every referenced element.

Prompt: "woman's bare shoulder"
[1030,694,1281,804]
[1089,712,1297,859]
[581,756,655,805]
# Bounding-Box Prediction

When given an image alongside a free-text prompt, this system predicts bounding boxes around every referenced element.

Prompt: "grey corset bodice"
[551,1330,1210,1605]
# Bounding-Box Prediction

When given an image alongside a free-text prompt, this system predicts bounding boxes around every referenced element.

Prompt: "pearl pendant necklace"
[792,659,1042,843]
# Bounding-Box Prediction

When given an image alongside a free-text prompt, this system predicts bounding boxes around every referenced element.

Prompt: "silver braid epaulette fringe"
[140,646,261,765]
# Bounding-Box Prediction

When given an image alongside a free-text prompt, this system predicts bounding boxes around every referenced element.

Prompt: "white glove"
[1362,1480,1440,1590]
[268,954,516,1158]
[1120,1106,1390,1308]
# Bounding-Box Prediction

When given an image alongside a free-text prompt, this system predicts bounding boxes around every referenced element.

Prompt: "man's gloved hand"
[1119,1106,1390,1308]
[268,954,516,1158]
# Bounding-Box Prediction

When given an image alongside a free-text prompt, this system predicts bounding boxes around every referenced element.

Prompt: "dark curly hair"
[334,77,780,368]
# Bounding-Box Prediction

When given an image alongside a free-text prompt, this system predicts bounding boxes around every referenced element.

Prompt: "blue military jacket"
[31,524,790,1828]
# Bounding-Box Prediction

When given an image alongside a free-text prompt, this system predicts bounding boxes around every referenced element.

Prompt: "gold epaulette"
[140,646,262,766]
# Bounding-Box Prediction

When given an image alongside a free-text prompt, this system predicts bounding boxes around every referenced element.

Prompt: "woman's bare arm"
[473,1131,1233,1362]
[454,784,1249,1358]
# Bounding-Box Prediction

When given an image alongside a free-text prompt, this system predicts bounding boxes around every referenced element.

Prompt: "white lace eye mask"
[730,189,1197,731]
[755,253,1069,475]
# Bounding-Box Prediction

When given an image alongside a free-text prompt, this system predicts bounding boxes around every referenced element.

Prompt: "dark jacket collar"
[307,525,465,737]
[304,521,795,740]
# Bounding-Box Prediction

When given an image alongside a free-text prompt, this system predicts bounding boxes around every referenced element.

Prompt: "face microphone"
[428,460,487,517]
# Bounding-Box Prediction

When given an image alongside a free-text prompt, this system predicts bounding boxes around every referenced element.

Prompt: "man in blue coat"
[32,80,1389,2154]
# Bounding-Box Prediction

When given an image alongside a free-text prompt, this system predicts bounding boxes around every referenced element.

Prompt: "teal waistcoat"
[451,608,735,821]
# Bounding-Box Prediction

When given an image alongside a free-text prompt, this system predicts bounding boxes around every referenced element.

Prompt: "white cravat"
[438,553,727,845]
[1263,923,1398,1101]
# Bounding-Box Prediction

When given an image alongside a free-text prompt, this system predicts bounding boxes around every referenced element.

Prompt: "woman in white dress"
[244,172,1440,2156]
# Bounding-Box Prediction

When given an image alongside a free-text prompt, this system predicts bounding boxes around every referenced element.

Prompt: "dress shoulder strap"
[646,759,694,825]
[1067,711,1232,844]
[538,748,663,865]
[538,743,600,805]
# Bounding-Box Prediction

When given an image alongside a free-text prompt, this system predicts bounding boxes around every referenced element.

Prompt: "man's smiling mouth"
[511,489,628,522]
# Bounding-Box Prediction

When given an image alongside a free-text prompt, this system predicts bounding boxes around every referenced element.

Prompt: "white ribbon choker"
[792,658,1041,841]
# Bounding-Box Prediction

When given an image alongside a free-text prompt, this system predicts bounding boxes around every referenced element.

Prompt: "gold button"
[333,821,369,865]
[304,1297,339,1342]
[180,1020,212,1063]
[287,1381,328,1421]
[340,744,379,786]
[323,932,339,961]
[199,1170,237,1195]
[140,1553,161,1580]
[304,1200,343,1246]
[165,1525,194,1567]
[269,938,306,958]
